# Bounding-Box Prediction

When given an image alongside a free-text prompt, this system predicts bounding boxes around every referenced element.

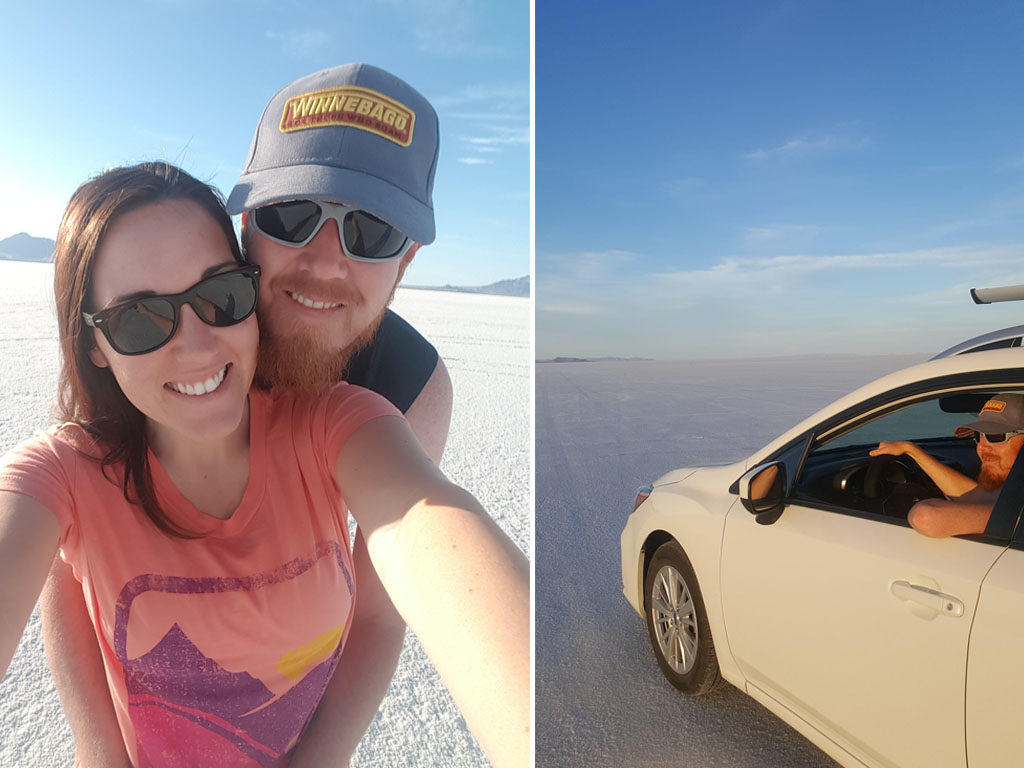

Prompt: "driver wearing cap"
[870,393,1024,537]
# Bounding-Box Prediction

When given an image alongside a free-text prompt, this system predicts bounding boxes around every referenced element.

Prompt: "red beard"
[977,463,1009,492]
[254,306,386,395]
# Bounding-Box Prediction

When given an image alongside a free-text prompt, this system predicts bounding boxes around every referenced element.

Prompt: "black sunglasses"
[82,265,260,356]
[251,200,411,262]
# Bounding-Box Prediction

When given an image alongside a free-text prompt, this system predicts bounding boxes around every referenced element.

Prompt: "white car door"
[721,501,1002,768]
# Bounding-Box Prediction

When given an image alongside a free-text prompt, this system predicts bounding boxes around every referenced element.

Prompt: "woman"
[0,162,528,768]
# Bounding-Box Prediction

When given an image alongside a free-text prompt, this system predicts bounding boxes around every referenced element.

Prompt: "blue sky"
[0,0,528,288]
[537,1,1024,359]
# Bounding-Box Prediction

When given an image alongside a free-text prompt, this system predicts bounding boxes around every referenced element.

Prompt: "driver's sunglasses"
[250,200,412,262]
[82,265,260,356]
[967,429,1024,445]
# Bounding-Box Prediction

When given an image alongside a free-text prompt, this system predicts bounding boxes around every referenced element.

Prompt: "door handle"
[890,580,964,618]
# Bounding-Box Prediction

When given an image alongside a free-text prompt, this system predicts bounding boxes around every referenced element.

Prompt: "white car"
[620,329,1024,768]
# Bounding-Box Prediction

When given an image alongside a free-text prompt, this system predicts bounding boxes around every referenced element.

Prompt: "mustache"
[273,273,363,306]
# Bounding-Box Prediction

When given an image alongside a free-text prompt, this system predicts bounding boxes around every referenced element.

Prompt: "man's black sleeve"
[344,309,439,414]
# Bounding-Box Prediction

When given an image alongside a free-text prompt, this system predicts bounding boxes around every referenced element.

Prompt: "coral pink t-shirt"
[0,384,399,767]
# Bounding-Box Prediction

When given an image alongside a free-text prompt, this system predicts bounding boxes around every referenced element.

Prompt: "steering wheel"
[863,453,944,517]
[863,454,911,498]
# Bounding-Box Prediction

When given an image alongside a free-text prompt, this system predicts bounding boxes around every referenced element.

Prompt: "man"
[869,393,1024,538]
[42,64,456,766]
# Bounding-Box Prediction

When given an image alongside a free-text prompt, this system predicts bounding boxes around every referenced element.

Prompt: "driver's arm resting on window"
[906,499,994,538]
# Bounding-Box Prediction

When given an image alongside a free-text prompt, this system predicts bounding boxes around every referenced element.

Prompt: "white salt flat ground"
[535,354,925,767]
[0,260,530,768]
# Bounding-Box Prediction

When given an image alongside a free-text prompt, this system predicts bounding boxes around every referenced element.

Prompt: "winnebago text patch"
[280,86,415,146]
[982,400,1007,414]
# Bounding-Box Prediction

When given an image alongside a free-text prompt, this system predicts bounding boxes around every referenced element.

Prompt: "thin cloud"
[542,249,639,279]
[458,157,492,165]
[467,130,529,148]
[437,81,527,162]
[460,122,527,162]
[745,131,870,161]
[925,219,984,237]
[434,82,527,111]
[538,250,647,315]
[651,245,1024,297]
[371,0,502,57]
[539,243,1024,318]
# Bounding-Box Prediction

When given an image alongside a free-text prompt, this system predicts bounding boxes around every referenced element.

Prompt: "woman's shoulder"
[50,422,106,456]
[0,422,105,521]
[3,422,104,465]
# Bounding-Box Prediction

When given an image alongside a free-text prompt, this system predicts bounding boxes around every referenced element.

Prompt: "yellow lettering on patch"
[982,401,1007,413]
[290,97,311,120]
[276,623,345,681]
[280,86,416,146]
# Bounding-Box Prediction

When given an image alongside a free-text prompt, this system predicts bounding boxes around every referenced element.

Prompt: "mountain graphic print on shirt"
[114,540,354,767]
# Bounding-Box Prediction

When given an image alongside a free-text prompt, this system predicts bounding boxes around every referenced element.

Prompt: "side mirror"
[739,461,787,525]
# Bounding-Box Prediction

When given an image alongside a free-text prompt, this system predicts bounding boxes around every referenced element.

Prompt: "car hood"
[653,460,745,490]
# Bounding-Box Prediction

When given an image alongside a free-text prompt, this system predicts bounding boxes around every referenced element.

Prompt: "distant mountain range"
[0,233,55,262]
[409,275,530,297]
[0,233,529,297]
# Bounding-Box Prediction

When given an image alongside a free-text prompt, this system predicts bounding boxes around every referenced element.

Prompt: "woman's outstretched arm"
[292,363,454,766]
[336,416,530,768]
[0,491,61,678]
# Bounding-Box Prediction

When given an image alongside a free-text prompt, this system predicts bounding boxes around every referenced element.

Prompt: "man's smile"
[286,290,345,310]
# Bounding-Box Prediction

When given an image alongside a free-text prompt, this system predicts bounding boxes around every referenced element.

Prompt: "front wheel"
[644,540,723,695]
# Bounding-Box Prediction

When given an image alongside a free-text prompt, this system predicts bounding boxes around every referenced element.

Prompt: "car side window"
[825,399,972,449]
[790,393,991,519]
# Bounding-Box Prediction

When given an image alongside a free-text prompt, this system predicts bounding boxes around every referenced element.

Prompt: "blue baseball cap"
[227,63,439,244]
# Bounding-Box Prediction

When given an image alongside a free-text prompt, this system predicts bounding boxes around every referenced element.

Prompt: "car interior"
[790,391,1002,520]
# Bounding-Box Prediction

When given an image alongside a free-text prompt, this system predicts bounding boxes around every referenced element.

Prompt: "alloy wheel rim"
[651,564,698,675]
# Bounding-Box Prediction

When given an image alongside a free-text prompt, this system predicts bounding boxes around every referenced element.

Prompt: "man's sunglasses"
[250,200,412,262]
[83,265,260,356]
[965,429,1024,445]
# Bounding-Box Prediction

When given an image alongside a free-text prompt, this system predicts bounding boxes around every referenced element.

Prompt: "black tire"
[644,540,724,695]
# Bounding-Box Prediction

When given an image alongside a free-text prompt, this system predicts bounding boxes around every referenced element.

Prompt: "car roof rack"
[971,284,1024,305]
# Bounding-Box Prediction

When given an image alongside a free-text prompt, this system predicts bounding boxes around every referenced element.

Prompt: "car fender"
[620,460,747,687]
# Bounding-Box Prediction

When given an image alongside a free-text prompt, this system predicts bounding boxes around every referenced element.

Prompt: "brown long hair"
[53,162,244,537]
